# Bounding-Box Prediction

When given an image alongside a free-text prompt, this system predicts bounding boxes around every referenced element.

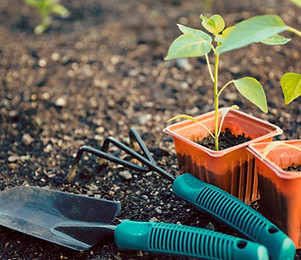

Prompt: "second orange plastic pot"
[248,140,301,249]
[163,109,282,204]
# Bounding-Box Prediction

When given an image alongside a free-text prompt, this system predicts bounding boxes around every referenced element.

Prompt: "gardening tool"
[0,186,268,259]
[68,127,296,260]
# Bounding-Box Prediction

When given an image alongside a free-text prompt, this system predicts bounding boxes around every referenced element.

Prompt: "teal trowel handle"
[172,173,296,260]
[115,220,268,259]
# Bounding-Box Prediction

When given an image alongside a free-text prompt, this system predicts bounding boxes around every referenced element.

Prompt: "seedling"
[24,0,70,34]
[165,14,290,150]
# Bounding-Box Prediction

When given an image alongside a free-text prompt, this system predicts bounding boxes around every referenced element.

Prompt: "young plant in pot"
[25,0,70,34]
[247,141,301,249]
[210,2,301,249]
[163,14,289,203]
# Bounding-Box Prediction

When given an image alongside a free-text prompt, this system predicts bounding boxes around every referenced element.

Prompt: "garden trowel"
[0,186,268,259]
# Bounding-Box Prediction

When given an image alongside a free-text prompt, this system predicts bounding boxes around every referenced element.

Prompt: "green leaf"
[201,14,225,36]
[259,34,291,45]
[281,72,301,104]
[177,24,212,42]
[51,4,70,18]
[291,0,301,7]
[217,15,288,54]
[165,34,212,60]
[218,106,239,138]
[214,27,233,43]
[233,77,268,113]
[221,105,239,116]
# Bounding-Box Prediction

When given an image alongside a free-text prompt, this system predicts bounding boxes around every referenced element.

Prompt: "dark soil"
[284,163,301,171]
[197,128,251,150]
[0,0,301,259]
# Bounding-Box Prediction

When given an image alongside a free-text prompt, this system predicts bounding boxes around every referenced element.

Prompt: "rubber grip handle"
[115,220,269,260]
[172,173,296,260]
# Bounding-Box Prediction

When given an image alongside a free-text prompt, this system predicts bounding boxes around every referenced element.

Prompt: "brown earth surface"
[0,0,301,259]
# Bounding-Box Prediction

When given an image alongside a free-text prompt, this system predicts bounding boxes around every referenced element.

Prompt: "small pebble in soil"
[8,154,19,163]
[180,82,189,90]
[86,183,98,191]
[55,97,67,107]
[175,58,192,71]
[51,52,60,61]
[38,58,47,67]
[155,207,163,214]
[149,217,159,222]
[138,114,152,125]
[22,133,34,145]
[119,170,132,180]
[113,185,121,191]
[205,222,216,231]
[96,126,105,134]
[8,110,18,118]
[224,92,238,101]
[8,163,18,169]
[94,135,102,141]
[44,144,53,153]
[41,92,50,100]
[141,195,149,200]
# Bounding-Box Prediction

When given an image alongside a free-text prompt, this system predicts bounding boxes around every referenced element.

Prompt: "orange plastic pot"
[163,109,282,204]
[248,140,301,249]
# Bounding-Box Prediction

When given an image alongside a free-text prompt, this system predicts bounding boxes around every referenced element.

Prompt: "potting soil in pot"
[196,128,251,150]
[283,164,301,171]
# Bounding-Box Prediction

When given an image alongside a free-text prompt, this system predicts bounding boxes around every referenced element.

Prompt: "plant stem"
[218,80,234,97]
[287,26,301,38]
[214,53,220,151]
[205,54,214,83]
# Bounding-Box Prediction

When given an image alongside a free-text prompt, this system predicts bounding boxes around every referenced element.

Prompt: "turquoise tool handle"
[172,173,296,260]
[115,220,268,259]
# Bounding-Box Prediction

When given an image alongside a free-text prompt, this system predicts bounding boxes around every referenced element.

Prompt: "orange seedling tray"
[164,109,282,204]
[248,140,301,249]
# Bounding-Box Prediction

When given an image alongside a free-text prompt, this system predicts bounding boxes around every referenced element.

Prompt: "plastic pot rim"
[248,140,301,180]
[163,109,283,158]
